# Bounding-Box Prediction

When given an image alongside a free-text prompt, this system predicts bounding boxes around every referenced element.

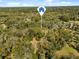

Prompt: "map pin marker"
[37,6,46,29]
[37,6,46,16]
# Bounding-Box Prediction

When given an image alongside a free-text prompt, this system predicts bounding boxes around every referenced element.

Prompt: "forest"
[0,6,79,59]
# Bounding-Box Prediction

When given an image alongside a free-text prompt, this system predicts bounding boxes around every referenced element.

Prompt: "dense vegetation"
[0,6,79,59]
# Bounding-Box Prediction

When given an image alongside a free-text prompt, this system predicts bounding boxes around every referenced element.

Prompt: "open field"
[0,6,79,59]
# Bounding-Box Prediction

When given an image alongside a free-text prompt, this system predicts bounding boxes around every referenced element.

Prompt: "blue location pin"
[37,6,46,29]
[37,6,46,16]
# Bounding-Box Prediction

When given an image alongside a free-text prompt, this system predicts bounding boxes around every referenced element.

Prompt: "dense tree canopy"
[0,6,79,59]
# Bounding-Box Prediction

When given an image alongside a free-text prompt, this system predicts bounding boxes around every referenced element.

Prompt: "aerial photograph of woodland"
[0,0,79,59]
